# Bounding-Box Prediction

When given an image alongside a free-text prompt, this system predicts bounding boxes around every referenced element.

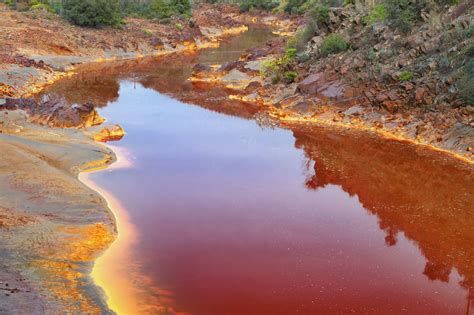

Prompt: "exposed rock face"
[93,124,125,142]
[297,73,324,95]
[3,98,104,128]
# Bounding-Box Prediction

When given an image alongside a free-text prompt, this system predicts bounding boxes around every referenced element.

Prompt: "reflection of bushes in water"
[43,74,121,107]
[293,127,474,293]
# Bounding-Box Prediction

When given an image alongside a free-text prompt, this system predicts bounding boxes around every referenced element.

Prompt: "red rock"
[402,82,414,91]
[415,88,426,103]
[297,73,323,95]
[94,124,125,142]
[382,100,400,114]
[376,93,388,103]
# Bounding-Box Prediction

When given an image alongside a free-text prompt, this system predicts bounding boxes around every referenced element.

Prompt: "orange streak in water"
[79,145,142,314]
[79,145,180,314]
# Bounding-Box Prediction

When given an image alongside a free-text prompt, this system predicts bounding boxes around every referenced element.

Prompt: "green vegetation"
[364,4,388,24]
[62,0,122,27]
[239,0,278,12]
[398,70,414,81]
[383,0,415,33]
[320,33,348,56]
[464,43,474,57]
[261,48,298,83]
[459,59,474,105]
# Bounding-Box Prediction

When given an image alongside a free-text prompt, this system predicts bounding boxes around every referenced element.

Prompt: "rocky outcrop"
[3,98,104,128]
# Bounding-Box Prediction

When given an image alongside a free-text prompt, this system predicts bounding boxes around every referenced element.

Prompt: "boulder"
[297,73,323,95]
[93,124,125,142]
[4,98,104,128]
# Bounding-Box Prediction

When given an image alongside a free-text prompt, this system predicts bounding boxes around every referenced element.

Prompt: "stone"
[382,100,400,114]
[415,88,426,103]
[297,73,323,95]
[93,124,125,142]
[4,98,104,128]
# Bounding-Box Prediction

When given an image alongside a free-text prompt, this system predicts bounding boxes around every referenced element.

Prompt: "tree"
[62,0,122,27]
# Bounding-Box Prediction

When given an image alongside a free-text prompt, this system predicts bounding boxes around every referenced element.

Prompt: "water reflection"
[39,27,474,314]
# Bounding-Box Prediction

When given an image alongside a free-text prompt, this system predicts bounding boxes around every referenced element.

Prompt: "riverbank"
[0,109,116,313]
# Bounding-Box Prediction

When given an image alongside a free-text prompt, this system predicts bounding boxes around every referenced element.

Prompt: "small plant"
[320,33,349,56]
[376,63,382,74]
[367,48,377,61]
[261,48,298,84]
[364,4,388,24]
[459,59,474,105]
[463,43,474,57]
[283,71,298,83]
[310,5,329,27]
[466,26,474,38]
[398,70,414,81]
[143,29,153,36]
[175,23,183,30]
[437,55,451,74]
[30,3,55,13]
[287,20,317,52]
[383,0,415,33]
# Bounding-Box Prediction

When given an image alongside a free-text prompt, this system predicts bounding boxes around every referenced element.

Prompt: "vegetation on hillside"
[3,0,192,26]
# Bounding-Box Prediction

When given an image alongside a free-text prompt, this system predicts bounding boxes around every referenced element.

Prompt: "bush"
[261,48,298,84]
[320,33,348,56]
[464,43,474,57]
[398,70,414,81]
[240,0,277,12]
[364,4,388,24]
[283,71,298,83]
[287,20,317,52]
[121,0,191,20]
[383,0,415,33]
[29,3,54,13]
[309,4,329,27]
[62,0,122,27]
[459,59,474,105]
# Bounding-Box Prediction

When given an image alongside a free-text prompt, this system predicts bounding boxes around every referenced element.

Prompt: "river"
[41,27,474,314]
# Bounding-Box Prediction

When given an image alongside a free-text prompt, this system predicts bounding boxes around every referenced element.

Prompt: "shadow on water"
[40,27,474,314]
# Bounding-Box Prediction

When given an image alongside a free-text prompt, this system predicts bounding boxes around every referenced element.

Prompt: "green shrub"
[283,71,298,83]
[458,58,474,102]
[30,3,54,12]
[364,4,388,24]
[310,4,329,26]
[287,20,317,52]
[466,26,474,38]
[383,0,415,33]
[398,70,414,81]
[240,0,277,12]
[320,33,348,56]
[261,48,298,84]
[367,48,376,61]
[175,22,183,30]
[62,0,122,27]
[143,29,153,36]
[123,0,191,20]
[464,43,474,57]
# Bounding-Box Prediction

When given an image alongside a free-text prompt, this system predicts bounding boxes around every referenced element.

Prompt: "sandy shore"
[0,109,116,313]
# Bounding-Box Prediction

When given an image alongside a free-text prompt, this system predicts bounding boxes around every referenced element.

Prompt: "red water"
[42,28,474,314]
